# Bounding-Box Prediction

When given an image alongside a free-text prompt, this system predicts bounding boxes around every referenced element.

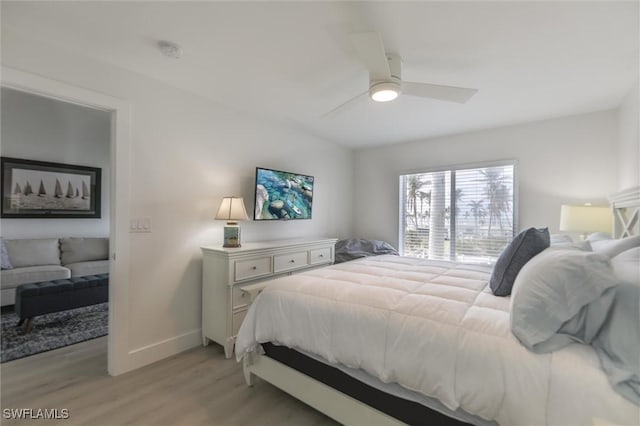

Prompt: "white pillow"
[610,246,640,285]
[591,235,640,258]
[510,248,620,352]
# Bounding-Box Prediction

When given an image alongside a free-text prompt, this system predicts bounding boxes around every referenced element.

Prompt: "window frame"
[398,159,519,263]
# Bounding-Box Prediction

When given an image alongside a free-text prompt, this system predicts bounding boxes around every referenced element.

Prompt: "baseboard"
[126,328,202,371]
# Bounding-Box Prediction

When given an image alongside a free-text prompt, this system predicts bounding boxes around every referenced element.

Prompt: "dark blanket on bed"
[334,238,399,264]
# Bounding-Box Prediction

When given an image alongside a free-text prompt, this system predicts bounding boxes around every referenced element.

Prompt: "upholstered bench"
[15,273,109,334]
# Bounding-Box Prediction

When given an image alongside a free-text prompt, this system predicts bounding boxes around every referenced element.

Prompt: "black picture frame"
[1,157,101,219]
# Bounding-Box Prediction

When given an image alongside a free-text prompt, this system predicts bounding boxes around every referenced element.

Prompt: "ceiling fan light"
[371,89,398,102]
[370,82,400,102]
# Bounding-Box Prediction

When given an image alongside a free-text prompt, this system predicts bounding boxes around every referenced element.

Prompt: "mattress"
[236,255,639,426]
[262,342,495,426]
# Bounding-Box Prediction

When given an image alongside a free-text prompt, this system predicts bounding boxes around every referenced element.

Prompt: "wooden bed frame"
[242,185,640,426]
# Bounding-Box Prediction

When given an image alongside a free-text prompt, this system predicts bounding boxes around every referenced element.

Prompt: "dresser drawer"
[235,257,272,282]
[232,286,251,309]
[232,309,247,336]
[310,247,332,265]
[273,251,308,273]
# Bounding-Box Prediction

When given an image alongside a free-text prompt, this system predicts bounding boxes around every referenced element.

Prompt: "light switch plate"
[130,217,152,233]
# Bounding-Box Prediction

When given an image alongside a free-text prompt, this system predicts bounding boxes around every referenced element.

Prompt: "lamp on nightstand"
[559,204,612,240]
[215,196,249,248]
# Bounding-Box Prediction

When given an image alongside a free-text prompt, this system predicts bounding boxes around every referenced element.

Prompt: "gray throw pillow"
[490,227,550,296]
[1,238,12,270]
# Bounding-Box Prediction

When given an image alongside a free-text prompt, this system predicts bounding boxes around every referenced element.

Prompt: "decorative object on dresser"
[201,238,337,358]
[1,157,101,219]
[215,196,249,248]
[559,203,612,240]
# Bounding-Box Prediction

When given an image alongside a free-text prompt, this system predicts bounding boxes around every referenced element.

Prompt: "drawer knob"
[319,254,324,258]
[289,259,295,263]
[251,266,257,270]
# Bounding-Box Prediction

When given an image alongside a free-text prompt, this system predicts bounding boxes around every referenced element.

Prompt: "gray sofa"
[1,238,109,306]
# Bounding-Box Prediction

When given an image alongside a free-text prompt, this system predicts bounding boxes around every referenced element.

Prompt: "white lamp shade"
[559,204,612,233]
[215,197,249,222]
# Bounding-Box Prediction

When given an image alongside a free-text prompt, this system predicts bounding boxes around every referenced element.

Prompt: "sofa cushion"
[66,260,109,277]
[60,238,108,265]
[4,238,61,268]
[0,265,70,289]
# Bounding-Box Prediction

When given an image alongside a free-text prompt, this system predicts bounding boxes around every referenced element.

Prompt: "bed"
[235,187,640,426]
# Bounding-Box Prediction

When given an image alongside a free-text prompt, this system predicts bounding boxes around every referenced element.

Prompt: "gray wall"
[1,88,111,238]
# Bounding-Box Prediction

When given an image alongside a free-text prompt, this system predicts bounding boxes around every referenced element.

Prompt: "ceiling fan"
[325,32,478,115]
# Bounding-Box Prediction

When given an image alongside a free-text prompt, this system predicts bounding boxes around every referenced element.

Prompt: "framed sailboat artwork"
[1,157,101,218]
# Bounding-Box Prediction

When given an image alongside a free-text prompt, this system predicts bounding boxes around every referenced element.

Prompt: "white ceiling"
[2,1,638,148]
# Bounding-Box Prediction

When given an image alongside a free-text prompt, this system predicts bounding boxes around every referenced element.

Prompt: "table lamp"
[215,196,249,247]
[559,204,612,240]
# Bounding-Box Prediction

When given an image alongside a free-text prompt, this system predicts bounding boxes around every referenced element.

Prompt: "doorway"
[1,66,131,375]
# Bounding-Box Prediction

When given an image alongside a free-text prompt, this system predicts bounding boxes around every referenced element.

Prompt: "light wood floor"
[0,337,339,426]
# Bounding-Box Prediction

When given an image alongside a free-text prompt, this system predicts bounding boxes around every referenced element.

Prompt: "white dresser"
[201,237,338,358]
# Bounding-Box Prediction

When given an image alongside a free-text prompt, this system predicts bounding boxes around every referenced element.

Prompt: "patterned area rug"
[1,303,108,363]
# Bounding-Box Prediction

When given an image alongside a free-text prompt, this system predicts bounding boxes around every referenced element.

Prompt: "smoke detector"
[158,40,182,59]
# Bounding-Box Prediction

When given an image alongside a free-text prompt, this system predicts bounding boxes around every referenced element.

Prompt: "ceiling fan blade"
[403,82,478,104]
[349,32,391,80]
[322,90,369,118]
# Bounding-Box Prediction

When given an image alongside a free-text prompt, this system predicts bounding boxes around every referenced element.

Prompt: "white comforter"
[235,256,639,426]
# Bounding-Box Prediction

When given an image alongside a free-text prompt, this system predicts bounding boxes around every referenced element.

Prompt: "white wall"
[1,87,111,238]
[617,80,640,190]
[1,32,353,363]
[353,110,618,248]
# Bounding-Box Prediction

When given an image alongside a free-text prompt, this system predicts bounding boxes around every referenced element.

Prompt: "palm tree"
[481,169,511,237]
[417,190,431,227]
[467,200,486,232]
[406,175,427,228]
[444,188,464,228]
